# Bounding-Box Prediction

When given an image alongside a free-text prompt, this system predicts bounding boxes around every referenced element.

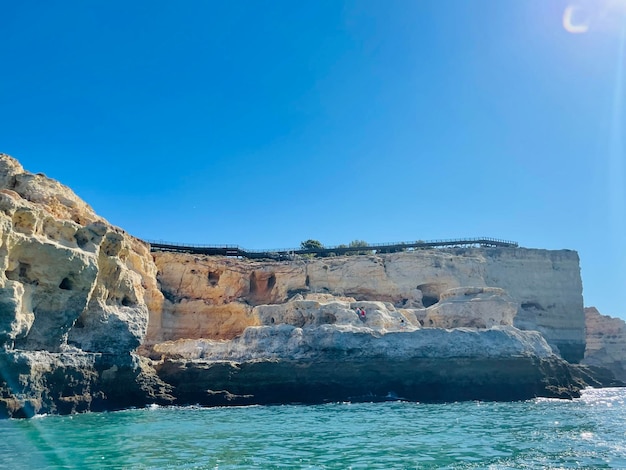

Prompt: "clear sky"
[1,0,625,320]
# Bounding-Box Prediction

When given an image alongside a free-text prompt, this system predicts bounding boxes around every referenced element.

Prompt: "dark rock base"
[155,356,612,407]
[1,352,621,418]
[0,351,173,418]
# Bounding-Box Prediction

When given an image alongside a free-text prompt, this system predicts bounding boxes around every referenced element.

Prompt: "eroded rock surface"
[151,248,585,362]
[0,154,171,417]
[0,153,616,417]
[583,307,626,382]
[152,294,596,404]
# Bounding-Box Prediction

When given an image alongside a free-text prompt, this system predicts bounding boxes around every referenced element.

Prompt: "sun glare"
[563,6,589,34]
[609,0,626,10]
[563,0,626,34]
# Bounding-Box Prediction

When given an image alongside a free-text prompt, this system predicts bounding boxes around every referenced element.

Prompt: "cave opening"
[422,295,439,308]
[208,271,220,286]
[59,277,74,290]
[416,282,447,308]
[521,302,544,311]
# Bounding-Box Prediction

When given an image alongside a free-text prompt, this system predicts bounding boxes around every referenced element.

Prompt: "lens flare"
[563,0,626,34]
[563,6,590,34]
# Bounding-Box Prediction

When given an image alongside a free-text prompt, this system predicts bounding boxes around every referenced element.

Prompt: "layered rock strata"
[151,295,598,404]
[583,307,626,382]
[150,248,586,362]
[0,153,615,417]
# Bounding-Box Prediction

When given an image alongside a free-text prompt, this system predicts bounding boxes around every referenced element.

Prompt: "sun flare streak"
[608,24,626,236]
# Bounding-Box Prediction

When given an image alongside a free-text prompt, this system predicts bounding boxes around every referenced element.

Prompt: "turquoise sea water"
[0,388,624,469]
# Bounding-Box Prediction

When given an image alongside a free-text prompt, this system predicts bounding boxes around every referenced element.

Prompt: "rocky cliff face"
[0,154,171,417]
[150,248,586,362]
[583,307,626,381]
[145,248,599,406]
[0,153,614,417]
[0,155,164,354]
[152,294,595,405]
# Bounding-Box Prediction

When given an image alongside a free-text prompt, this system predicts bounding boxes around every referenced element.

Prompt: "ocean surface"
[1,387,625,469]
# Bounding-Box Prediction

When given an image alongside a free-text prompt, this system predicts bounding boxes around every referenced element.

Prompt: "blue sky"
[1,0,625,319]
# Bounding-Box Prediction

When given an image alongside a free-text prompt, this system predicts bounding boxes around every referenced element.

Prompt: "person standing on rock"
[359,308,366,322]
[355,307,364,321]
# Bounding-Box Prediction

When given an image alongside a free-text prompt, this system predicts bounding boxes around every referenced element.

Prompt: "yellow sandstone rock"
[0,154,162,354]
[151,248,586,362]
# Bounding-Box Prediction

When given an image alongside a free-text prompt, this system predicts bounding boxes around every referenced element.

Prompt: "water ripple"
[0,388,624,469]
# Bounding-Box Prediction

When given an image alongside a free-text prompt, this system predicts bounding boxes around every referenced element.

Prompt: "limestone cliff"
[152,294,599,404]
[0,153,615,417]
[583,307,626,381]
[150,248,585,362]
[0,154,171,417]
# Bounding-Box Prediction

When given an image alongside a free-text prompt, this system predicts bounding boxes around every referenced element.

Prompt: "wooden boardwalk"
[147,237,519,260]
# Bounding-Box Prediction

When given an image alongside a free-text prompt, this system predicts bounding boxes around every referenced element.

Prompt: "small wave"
[533,396,570,404]
[580,431,594,440]
[580,387,626,406]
